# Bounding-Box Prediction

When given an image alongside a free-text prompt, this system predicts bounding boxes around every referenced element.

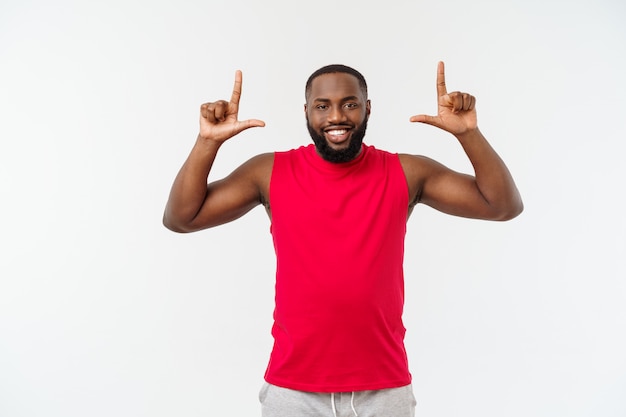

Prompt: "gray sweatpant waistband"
[259,382,416,417]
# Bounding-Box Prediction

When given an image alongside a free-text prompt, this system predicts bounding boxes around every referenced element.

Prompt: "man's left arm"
[405,61,523,221]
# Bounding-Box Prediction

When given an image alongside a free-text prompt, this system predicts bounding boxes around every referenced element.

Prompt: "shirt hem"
[264,376,412,393]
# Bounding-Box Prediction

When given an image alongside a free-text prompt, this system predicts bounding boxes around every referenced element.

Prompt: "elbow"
[162,213,193,233]
[493,198,524,221]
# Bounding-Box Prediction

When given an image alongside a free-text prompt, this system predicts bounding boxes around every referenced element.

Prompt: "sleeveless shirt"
[265,143,411,392]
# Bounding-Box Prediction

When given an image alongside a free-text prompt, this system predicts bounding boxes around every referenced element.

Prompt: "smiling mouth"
[324,128,351,145]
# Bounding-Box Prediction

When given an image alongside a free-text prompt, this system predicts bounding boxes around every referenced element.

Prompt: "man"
[163,62,523,416]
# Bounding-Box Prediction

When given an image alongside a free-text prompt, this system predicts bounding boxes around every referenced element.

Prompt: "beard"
[307,117,368,164]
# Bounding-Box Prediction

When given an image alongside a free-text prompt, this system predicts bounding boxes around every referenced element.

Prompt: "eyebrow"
[312,95,361,103]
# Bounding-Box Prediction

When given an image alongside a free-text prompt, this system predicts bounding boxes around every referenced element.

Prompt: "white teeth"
[328,129,347,136]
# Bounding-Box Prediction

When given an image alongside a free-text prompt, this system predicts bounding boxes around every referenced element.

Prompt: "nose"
[328,105,346,124]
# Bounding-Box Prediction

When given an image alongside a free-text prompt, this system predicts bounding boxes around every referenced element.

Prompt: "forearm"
[456,128,523,219]
[163,136,222,232]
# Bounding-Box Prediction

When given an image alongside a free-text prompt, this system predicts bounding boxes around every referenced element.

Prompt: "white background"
[1,0,625,416]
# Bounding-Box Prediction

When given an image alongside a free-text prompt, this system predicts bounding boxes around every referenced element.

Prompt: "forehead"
[308,72,365,101]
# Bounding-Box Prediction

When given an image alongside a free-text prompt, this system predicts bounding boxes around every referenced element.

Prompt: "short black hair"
[305,64,368,100]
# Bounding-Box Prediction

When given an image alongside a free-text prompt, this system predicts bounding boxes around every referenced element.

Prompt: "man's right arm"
[163,139,272,233]
[162,70,267,233]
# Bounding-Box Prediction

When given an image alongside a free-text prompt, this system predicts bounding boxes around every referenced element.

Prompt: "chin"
[326,139,352,151]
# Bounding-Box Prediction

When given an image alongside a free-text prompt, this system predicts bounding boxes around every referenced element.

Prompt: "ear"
[366,99,371,117]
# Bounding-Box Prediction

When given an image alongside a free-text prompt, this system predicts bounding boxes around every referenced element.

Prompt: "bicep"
[403,155,494,220]
[187,154,272,231]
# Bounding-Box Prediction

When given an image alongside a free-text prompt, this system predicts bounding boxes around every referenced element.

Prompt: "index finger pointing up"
[230,69,243,107]
[436,61,447,97]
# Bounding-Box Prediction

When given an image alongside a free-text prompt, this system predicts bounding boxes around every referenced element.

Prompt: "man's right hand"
[199,70,265,143]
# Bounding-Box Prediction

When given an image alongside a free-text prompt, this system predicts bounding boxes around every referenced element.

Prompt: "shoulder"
[247,152,275,165]
[223,152,274,209]
[397,153,448,207]
[225,152,274,195]
[236,152,274,177]
[397,153,443,178]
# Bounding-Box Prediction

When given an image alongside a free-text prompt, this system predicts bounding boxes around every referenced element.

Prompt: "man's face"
[305,72,370,163]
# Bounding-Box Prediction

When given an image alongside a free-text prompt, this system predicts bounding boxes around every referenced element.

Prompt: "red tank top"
[265,144,411,392]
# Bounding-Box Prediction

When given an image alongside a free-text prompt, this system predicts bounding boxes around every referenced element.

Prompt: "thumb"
[233,118,266,134]
[409,114,440,126]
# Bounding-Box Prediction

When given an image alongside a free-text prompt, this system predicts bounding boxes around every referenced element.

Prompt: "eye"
[344,102,358,109]
[315,104,328,110]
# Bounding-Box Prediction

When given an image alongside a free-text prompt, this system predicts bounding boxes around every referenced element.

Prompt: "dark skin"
[163,62,523,233]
